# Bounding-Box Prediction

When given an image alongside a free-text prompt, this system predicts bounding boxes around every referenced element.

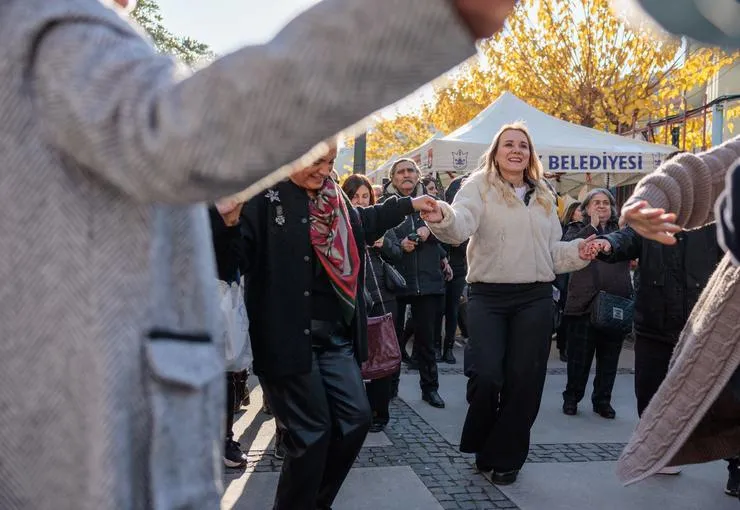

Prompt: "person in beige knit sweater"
[600,136,740,487]
[421,123,598,485]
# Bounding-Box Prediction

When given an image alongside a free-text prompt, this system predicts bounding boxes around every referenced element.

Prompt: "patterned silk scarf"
[309,178,360,324]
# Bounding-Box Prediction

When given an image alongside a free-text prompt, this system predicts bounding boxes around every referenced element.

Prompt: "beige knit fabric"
[617,136,740,484]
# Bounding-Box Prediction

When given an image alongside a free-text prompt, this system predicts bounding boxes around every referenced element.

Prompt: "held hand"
[589,239,612,254]
[620,201,681,246]
[417,226,431,242]
[577,234,600,261]
[420,201,444,223]
[401,238,417,253]
[454,0,517,39]
[411,195,437,213]
[215,197,244,227]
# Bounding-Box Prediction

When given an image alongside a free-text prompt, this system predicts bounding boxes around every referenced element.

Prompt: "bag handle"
[364,248,387,316]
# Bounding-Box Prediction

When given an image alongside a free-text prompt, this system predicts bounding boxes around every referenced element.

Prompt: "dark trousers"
[444,275,467,347]
[365,301,396,426]
[634,333,675,416]
[460,283,553,472]
[226,372,238,441]
[260,335,371,510]
[396,295,440,393]
[563,315,624,406]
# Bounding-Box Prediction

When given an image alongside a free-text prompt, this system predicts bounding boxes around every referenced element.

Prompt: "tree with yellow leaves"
[366,0,736,166]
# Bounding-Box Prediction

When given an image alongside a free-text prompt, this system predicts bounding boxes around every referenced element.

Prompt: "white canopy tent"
[367,93,676,195]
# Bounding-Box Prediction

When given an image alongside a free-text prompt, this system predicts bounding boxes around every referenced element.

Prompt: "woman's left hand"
[412,196,438,213]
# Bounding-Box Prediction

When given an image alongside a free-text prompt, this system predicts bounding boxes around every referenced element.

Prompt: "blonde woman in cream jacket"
[422,123,596,485]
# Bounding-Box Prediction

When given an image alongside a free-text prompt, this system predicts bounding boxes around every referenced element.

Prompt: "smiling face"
[586,192,611,223]
[390,161,420,196]
[494,129,530,177]
[289,148,338,191]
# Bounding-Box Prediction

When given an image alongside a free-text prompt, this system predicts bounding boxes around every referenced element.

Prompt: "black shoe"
[261,400,272,415]
[442,347,456,364]
[593,403,616,419]
[422,390,445,408]
[726,463,740,497]
[369,422,386,433]
[563,401,577,416]
[274,430,286,460]
[559,350,568,363]
[491,470,519,486]
[224,440,247,468]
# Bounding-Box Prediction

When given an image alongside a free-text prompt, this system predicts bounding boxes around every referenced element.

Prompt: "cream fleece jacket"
[426,170,589,284]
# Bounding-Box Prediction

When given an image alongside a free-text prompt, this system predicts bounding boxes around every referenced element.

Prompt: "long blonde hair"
[481,122,553,215]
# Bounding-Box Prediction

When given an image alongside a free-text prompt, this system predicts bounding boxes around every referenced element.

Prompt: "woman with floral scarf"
[239,148,436,510]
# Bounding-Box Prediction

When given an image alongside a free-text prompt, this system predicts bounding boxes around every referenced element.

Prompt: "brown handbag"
[361,251,402,380]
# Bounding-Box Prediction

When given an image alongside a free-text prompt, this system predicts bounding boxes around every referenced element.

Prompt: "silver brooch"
[265,189,280,203]
[275,205,285,226]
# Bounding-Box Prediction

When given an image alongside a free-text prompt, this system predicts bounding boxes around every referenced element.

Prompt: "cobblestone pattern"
[407,366,635,376]
[226,395,628,509]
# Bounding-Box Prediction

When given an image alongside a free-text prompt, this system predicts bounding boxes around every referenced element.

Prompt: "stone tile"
[222,466,444,510]
[497,461,737,510]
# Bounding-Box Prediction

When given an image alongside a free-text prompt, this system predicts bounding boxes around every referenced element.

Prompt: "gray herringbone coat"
[0,1,474,509]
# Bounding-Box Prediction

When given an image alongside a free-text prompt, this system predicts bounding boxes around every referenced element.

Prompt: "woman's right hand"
[620,201,681,245]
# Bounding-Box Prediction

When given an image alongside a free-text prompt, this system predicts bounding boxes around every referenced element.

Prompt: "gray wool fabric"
[617,137,740,484]
[0,1,475,509]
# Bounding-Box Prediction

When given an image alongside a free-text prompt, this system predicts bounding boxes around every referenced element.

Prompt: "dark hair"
[341,174,376,205]
[562,201,582,225]
[665,150,686,162]
[580,188,618,224]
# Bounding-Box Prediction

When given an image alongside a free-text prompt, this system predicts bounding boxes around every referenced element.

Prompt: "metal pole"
[702,93,708,151]
[352,133,367,174]
[712,101,725,146]
[681,93,687,151]
[663,105,669,145]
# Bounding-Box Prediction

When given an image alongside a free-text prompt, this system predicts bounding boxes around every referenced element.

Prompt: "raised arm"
[597,227,643,264]
[623,137,740,229]
[28,0,476,204]
[424,175,485,245]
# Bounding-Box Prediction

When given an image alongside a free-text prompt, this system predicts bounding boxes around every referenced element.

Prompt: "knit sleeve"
[426,174,485,245]
[624,136,740,228]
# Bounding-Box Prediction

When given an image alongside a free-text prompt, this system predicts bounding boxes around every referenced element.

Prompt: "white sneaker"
[657,466,682,475]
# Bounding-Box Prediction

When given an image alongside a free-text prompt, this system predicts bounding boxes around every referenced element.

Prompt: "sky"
[157,0,321,54]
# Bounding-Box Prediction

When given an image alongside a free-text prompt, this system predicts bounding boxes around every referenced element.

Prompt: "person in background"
[373,184,384,203]
[423,175,441,199]
[382,159,448,409]
[422,122,596,485]
[209,200,248,469]
[440,173,471,364]
[561,189,632,420]
[553,200,583,362]
[342,174,403,432]
[240,147,437,509]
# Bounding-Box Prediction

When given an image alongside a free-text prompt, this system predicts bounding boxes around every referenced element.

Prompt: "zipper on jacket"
[410,213,421,295]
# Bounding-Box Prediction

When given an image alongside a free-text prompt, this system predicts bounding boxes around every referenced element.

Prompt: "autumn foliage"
[365,0,737,169]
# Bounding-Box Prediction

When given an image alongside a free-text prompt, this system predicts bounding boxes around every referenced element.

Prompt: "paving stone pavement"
[223,342,736,509]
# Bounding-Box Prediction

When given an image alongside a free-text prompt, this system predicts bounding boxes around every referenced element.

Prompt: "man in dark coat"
[240,148,435,510]
[382,158,447,408]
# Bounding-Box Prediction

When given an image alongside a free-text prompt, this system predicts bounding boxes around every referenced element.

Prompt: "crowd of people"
[2,0,739,509]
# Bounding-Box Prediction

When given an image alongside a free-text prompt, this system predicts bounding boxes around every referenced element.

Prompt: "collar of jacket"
[383,180,424,199]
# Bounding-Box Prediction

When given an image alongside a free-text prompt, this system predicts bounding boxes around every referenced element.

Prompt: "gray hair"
[388,158,420,180]
[580,188,618,223]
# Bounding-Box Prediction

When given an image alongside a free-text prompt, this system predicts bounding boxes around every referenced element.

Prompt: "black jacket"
[364,229,403,308]
[718,162,740,265]
[381,181,445,296]
[240,180,414,378]
[562,220,633,315]
[599,223,721,343]
[208,207,245,284]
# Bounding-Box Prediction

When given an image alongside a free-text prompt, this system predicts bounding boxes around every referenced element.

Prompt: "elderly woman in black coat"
[240,148,435,510]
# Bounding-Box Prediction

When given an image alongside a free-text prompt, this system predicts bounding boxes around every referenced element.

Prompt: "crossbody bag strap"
[365,248,387,316]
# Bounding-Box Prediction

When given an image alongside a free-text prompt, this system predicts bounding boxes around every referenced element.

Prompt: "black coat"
[718,162,740,265]
[381,182,446,297]
[599,223,722,343]
[240,180,414,378]
[562,220,633,315]
[208,206,244,284]
[444,174,469,277]
[365,230,403,308]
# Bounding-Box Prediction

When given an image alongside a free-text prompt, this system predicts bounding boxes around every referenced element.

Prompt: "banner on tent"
[417,145,667,174]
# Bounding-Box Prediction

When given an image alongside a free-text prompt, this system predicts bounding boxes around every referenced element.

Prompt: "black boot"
[422,390,445,408]
[442,340,456,364]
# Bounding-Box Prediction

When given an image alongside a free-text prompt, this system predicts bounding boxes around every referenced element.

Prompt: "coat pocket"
[144,330,224,510]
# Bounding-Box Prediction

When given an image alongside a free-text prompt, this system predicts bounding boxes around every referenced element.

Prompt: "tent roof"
[443,92,675,153]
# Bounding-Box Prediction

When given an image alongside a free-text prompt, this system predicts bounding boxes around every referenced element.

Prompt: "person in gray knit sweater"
[601,136,740,486]
[0,0,518,508]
